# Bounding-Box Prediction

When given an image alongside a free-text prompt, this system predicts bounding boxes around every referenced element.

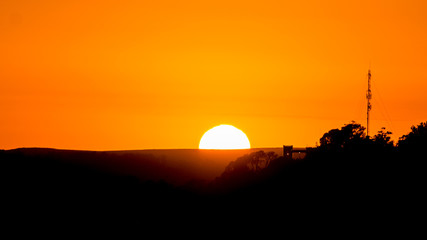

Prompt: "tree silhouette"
[398,121,427,152]
[319,121,367,150]
[372,127,394,149]
[266,151,278,167]
[223,151,278,175]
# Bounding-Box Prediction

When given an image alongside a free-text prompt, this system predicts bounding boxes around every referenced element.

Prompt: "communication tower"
[366,69,372,137]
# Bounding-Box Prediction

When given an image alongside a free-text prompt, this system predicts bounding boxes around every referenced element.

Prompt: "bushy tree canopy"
[319,122,367,150]
[398,121,427,152]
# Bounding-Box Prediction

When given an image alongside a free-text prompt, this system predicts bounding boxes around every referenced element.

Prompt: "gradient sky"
[1,0,426,150]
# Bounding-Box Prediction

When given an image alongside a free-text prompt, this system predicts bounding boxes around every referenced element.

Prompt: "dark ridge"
[1,121,425,230]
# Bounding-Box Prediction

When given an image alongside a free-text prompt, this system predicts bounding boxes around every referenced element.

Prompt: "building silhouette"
[283,145,313,160]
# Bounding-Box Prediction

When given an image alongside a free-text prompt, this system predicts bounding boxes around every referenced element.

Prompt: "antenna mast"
[366,69,372,137]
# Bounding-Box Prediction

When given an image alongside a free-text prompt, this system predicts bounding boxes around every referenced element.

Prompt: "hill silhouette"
[0,147,283,227]
[1,121,425,231]
[0,147,282,185]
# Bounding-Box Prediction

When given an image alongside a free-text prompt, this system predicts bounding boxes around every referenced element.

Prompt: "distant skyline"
[1,0,426,150]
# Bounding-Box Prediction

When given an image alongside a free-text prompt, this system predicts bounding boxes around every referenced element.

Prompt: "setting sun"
[199,125,250,149]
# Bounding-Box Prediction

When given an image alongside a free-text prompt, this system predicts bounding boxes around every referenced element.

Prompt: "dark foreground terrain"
[1,122,425,232]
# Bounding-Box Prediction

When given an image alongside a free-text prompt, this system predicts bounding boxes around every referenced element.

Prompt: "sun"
[199,124,250,149]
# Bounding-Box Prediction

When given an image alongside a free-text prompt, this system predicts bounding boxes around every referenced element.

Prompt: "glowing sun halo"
[199,125,250,149]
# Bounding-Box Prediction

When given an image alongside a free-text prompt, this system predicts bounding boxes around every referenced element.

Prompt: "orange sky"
[1,0,426,150]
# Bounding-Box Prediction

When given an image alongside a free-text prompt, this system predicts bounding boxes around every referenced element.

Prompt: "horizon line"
[1,146,308,152]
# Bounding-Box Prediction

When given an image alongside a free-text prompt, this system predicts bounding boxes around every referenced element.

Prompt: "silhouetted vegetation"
[1,121,425,228]
[398,121,427,154]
